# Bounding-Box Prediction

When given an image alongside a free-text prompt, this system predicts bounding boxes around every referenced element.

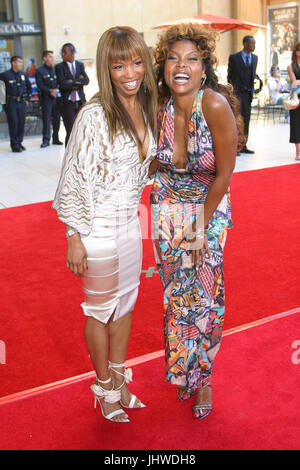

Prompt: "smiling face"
[164,40,205,97]
[109,56,145,100]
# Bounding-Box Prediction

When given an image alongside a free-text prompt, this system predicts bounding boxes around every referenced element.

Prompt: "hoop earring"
[200,75,207,88]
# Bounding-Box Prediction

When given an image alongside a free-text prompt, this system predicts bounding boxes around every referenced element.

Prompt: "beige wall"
[41,0,296,91]
[197,0,234,80]
[198,0,234,69]
[198,0,267,74]
[42,0,198,60]
[232,0,267,76]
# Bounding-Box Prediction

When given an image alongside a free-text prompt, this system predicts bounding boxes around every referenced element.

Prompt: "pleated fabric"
[80,211,142,323]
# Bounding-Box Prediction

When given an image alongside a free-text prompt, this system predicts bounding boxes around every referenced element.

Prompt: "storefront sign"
[0,23,42,35]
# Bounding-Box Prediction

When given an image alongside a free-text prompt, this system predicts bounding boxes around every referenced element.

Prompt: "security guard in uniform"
[0,56,32,152]
[36,50,63,148]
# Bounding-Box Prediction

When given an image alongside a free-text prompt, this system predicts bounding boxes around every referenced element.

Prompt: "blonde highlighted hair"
[92,26,157,145]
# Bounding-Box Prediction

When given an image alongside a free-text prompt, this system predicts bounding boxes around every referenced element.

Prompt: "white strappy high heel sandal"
[91,377,130,423]
[108,361,146,409]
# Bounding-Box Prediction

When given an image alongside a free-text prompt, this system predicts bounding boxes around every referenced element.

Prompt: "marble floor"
[0,120,298,209]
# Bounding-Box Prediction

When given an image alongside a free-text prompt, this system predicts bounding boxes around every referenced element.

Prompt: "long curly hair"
[154,23,245,149]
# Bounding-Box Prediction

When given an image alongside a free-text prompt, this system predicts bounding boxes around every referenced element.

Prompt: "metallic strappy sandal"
[108,361,146,409]
[192,383,212,420]
[91,377,130,423]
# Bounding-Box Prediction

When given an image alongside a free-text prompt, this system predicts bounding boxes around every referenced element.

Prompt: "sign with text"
[0,23,42,35]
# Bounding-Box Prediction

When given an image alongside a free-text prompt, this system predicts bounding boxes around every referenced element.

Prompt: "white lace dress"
[53,101,156,323]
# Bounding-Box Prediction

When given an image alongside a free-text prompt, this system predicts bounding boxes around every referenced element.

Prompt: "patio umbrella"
[153,13,267,33]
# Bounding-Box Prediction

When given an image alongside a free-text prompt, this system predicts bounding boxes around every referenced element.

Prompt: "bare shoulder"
[202,88,232,124]
[202,88,229,109]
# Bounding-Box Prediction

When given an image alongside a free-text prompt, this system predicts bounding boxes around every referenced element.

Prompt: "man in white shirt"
[267,66,290,104]
[267,66,290,118]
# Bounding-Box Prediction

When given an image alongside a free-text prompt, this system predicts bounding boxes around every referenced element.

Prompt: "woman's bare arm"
[190,88,237,270]
[148,158,159,178]
[287,64,300,88]
[201,88,237,227]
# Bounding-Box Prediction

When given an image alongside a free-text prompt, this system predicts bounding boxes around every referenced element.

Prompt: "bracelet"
[66,228,78,239]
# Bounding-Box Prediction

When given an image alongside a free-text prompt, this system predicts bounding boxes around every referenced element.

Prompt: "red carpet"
[0,164,299,397]
[0,311,299,450]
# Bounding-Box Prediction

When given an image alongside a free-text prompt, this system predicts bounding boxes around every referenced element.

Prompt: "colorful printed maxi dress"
[150,89,233,391]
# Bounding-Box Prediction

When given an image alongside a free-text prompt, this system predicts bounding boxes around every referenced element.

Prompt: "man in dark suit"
[55,43,89,145]
[227,35,258,154]
[36,50,63,148]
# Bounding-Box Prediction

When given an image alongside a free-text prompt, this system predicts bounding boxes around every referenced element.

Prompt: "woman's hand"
[148,158,159,178]
[66,234,88,277]
[154,239,163,264]
[191,233,212,272]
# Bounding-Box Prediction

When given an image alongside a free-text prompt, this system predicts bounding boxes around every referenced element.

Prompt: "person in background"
[287,42,300,161]
[267,66,289,106]
[0,56,31,152]
[228,35,258,154]
[267,65,290,120]
[55,43,89,145]
[36,50,63,148]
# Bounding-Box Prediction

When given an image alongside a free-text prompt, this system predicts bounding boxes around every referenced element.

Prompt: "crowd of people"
[1,36,300,159]
[1,26,300,424]
[0,42,89,152]
[228,35,300,159]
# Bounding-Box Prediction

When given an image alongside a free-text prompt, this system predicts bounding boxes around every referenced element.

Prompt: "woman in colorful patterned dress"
[151,24,244,420]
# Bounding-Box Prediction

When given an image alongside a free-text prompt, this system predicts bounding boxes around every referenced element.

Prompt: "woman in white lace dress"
[53,27,157,423]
